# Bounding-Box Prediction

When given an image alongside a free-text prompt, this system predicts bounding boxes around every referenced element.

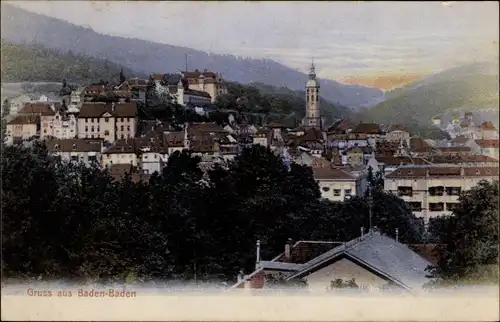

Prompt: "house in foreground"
[231,228,434,293]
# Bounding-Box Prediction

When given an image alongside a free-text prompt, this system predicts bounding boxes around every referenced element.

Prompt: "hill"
[358,61,499,126]
[0,3,384,109]
[0,39,142,84]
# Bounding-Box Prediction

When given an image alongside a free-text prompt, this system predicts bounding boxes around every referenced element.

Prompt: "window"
[105,118,109,123]
[85,126,88,132]
[91,126,95,132]
[121,118,124,122]
[121,134,124,139]
[121,125,124,131]
[408,202,422,212]
[445,187,461,196]
[71,155,79,162]
[85,118,88,123]
[446,203,459,211]
[104,130,110,136]
[127,126,130,131]
[429,186,444,196]
[429,203,444,212]
[397,186,413,197]
[322,186,330,192]
[72,144,77,150]
[333,189,341,197]
[344,189,352,196]
[88,155,97,163]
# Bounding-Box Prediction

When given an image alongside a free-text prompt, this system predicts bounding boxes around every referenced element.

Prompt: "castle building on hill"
[302,62,323,129]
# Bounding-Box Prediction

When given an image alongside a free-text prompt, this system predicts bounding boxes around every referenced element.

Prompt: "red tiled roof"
[18,102,55,116]
[386,166,499,178]
[387,124,409,133]
[475,139,499,148]
[438,146,471,153]
[351,122,382,135]
[480,121,497,130]
[46,138,103,152]
[312,166,355,180]
[7,115,39,125]
[184,88,211,99]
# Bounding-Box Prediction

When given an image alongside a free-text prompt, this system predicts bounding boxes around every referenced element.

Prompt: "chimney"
[395,228,399,242]
[284,238,293,261]
[255,240,261,269]
[237,270,245,283]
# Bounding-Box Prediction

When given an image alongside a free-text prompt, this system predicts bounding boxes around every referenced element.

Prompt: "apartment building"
[384,165,499,224]
[77,102,137,143]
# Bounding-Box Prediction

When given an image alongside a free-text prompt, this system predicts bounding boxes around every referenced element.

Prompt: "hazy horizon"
[4,1,500,89]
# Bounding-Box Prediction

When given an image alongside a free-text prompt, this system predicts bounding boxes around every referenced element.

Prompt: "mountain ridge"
[0,3,384,109]
[358,61,499,126]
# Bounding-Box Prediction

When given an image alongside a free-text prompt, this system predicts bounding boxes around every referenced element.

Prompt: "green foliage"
[329,278,359,290]
[265,273,308,289]
[215,81,353,124]
[427,180,499,286]
[1,98,10,143]
[358,73,499,126]
[2,143,425,283]
[0,39,142,83]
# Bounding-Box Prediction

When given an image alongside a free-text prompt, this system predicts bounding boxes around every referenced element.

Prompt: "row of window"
[397,186,461,197]
[84,126,130,133]
[407,202,458,212]
[84,117,133,123]
[321,187,352,197]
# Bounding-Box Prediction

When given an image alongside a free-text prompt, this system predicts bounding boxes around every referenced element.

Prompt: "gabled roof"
[480,121,497,131]
[351,122,382,135]
[387,124,409,133]
[7,115,39,125]
[18,102,55,116]
[312,166,355,181]
[475,139,499,148]
[326,119,355,134]
[46,138,103,152]
[286,230,432,291]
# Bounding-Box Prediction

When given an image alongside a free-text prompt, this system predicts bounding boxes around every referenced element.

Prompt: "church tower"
[304,62,322,128]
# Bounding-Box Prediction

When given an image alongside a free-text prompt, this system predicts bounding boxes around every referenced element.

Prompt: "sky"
[7,1,500,89]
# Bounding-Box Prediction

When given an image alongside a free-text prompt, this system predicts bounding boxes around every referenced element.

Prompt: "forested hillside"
[1,39,143,83]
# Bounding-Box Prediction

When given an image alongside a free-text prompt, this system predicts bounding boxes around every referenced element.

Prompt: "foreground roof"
[286,230,433,291]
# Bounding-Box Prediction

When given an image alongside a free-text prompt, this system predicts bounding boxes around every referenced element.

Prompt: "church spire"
[309,60,316,79]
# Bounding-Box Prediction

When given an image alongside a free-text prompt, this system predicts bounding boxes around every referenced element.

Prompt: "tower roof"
[306,62,320,88]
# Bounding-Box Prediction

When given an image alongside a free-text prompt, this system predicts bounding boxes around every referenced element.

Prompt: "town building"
[231,229,433,293]
[45,138,103,166]
[77,102,137,143]
[180,69,228,103]
[384,164,499,223]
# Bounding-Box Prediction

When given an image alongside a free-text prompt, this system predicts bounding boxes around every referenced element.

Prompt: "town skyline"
[6,1,499,89]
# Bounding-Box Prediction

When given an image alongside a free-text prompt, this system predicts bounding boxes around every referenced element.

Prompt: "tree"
[1,99,11,142]
[119,68,126,84]
[329,278,359,290]
[428,180,499,285]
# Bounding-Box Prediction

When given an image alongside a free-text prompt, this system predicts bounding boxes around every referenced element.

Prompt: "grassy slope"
[359,74,499,125]
[1,39,143,83]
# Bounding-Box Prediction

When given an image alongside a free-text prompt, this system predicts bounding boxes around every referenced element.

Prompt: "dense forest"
[2,141,497,286]
[0,39,142,83]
